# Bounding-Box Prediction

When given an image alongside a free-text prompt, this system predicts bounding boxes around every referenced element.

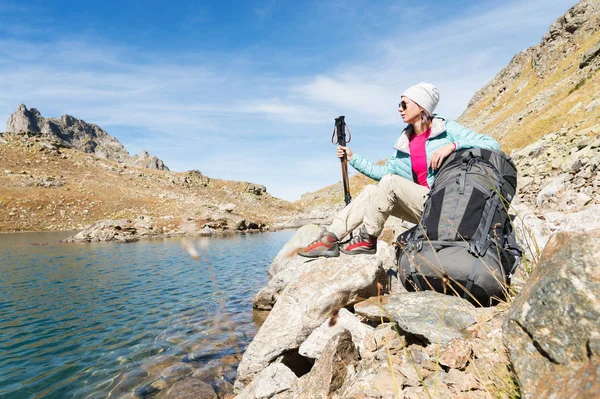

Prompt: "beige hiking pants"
[329,174,430,239]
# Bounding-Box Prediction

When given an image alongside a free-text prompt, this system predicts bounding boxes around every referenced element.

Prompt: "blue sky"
[0,0,575,201]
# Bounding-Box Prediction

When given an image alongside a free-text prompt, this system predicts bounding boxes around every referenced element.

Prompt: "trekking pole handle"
[331,116,352,152]
[332,116,352,205]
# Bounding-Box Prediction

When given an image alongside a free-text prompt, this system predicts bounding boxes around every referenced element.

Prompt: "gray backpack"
[396,148,522,306]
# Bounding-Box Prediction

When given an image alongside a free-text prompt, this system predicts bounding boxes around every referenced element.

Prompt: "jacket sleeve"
[349,153,412,182]
[445,120,500,151]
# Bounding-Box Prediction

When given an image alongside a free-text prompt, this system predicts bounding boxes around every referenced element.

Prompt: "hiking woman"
[298,82,500,258]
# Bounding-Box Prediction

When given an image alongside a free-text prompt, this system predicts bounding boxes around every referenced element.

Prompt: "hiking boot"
[340,226,377,255]
[297,229,340,258]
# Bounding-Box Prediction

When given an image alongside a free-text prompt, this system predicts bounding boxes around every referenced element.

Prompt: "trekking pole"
[331,116,352,206]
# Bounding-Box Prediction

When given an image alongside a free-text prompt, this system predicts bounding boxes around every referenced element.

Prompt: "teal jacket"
[349,116,500,187]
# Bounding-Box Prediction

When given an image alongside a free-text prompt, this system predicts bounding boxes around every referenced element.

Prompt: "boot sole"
[297,248,340,258]
[340,247,377,255]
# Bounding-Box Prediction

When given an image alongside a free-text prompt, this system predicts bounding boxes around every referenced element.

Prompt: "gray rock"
[246,183,267,196]
[219,203,236,213]
[444,368,478,392]
[256,228,397,311]
[362,323,406,354]
[235,363,297,399]
[299,308,373,359]
[561,153,583,173]
[519,140,546,157]
[503,230,600,399]
[213,378,234,398]
[354,292,477,345]
[438,338,473,370]
[535,175,566,206]
[294,330,359,399]
[332,367,404,399]
[235,254,384,391]
[182,170,211,187]
[568,102,583,114]
[252,285,279,311]
[574,192,592,208]
[579,40,600,68]
[585,98,600,112]
[64,219,155,242]
[161,363,193,380]
[544,205,600,234]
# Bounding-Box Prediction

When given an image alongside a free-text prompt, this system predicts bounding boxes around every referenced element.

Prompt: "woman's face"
[399,96,422,124]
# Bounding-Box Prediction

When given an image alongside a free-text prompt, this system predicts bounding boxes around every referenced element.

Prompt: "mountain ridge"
[6,104,170,171]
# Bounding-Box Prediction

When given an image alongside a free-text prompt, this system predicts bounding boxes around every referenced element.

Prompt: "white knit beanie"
[402,82,440,114]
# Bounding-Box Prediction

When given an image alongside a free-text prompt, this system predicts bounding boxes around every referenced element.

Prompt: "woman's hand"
[337,145,353,161]
[428,143,455,170]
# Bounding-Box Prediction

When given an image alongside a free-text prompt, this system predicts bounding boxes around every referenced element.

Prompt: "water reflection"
[0,230,294,398]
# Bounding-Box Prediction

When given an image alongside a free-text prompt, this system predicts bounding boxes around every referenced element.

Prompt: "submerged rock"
[162,377,217,399]
[235,363,297,399]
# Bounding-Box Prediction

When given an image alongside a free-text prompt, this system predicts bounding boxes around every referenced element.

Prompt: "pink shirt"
[409,128,431,188]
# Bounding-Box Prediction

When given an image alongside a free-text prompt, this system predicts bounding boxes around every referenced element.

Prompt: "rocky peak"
[132,150,170,171]
[542,0,597,44]
[7,104,44,134]
[61,114,77,127]
[4,104,169,171]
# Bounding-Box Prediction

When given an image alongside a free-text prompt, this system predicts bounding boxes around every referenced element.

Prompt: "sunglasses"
[399,100,408,110]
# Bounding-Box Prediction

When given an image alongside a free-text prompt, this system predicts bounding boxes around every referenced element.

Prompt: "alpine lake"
[0,229,296,398]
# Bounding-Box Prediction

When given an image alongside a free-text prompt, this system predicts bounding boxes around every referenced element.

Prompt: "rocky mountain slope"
[6,104,169,171]
[299,0,600,221]
[0,125,301,234]
[458,0,599,152]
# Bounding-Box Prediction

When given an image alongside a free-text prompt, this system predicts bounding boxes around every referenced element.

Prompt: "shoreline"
[0,218,326,243]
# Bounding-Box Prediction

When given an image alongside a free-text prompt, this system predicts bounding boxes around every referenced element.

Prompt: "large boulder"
[503,230,600,399]
[254,225,396,311]
[354,292,477,345]
[235,254,384,391]
[293,329,359,399]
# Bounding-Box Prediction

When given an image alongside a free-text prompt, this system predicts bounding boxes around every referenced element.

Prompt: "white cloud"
[0,0,575,200]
